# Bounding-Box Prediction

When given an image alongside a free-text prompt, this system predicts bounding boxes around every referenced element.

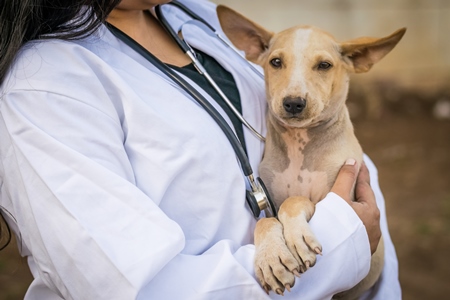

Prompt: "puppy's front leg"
[278,196,323,272]
[254,218,300,295]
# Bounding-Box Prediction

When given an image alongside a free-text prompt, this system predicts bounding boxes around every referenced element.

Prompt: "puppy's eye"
[270,58,282,68]
[318,61,332,70]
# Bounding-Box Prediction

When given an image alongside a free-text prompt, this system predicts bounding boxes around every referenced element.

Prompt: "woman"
[0,0,400,299]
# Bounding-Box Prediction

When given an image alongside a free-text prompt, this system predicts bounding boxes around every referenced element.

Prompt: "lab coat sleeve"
[0,89,187,299]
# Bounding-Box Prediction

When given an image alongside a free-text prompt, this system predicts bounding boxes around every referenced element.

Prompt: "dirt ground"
[0,99,449,299]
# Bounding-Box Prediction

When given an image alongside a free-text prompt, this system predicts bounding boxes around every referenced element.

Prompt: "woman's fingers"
[331,158,382,254]
[356,160,371,188]
[354,163,381,254]
[330,158,358,203]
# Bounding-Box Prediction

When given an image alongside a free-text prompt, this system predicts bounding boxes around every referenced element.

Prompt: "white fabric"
[0,1,400,299]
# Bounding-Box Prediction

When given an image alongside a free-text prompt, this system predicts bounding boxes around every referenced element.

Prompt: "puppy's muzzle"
[283,96,307,115]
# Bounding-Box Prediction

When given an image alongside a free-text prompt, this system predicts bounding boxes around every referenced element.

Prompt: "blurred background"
[1,0,449,299]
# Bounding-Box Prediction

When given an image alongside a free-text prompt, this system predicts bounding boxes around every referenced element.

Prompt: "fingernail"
[345,158,356,166]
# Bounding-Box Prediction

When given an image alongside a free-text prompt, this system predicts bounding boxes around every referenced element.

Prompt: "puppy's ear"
[217,5,273,63]
[340,28,406,73]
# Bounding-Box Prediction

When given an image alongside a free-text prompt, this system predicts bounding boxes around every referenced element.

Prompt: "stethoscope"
[106,1,277,219]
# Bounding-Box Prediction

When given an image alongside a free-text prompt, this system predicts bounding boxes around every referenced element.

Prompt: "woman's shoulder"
[0,31,126,121]
[1,31,113,93]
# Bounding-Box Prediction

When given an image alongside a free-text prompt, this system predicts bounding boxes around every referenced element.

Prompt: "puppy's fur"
[217,5,405,299]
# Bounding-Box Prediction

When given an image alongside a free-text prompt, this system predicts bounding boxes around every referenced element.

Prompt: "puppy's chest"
[271,155,330,206]
[261,133,334,207]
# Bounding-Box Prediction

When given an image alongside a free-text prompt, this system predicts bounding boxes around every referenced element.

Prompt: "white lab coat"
[0,0,400,299]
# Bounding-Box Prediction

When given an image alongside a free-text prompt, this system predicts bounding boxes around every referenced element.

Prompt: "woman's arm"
[0,88,186,299]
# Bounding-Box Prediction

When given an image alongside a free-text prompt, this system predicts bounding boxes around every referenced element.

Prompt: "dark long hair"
[0,0,121,83]
[0,0,121,250]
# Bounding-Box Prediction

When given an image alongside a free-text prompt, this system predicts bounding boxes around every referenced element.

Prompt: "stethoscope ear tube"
[156,4,265,142]
[155,5,191,53]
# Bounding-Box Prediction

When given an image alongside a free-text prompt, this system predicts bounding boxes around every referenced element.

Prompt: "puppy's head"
[217,5,406,128]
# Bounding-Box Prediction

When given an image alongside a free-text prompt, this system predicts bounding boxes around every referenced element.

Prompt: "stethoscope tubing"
[106,23,254,177]
[163,1,216,32]
[155,3,266,142]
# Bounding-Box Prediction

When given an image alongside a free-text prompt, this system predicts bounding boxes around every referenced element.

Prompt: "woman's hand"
[331,159,381,254]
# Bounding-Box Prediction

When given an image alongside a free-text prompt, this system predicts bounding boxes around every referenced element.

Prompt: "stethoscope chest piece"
[246,177,277,218]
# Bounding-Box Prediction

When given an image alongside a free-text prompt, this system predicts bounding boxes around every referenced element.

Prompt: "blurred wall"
[211,0,450,91]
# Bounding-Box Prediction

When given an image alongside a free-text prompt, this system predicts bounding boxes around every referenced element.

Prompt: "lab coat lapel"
[100,26,188,93]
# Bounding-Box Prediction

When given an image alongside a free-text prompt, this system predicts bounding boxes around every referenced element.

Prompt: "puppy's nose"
[283,97,306,114]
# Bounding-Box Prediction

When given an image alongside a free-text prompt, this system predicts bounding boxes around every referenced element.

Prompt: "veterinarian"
[0,0,400,299]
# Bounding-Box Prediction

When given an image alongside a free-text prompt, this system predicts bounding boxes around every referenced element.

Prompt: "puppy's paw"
[278,196,322,273]
[254,217,300,295]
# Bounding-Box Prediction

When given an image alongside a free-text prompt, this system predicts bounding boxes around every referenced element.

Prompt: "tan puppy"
[217,5,405,299]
